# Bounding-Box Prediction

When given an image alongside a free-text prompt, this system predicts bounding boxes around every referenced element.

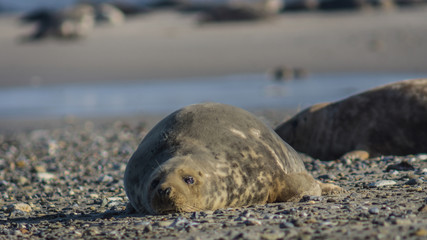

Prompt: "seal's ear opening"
[198,171,203,177]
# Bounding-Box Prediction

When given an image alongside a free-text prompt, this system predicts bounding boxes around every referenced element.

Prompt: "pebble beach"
[0,120,426,239]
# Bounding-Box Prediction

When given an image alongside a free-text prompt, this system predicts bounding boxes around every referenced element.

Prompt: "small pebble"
[89,193,99,199]
[414,228,427,237]
[299,212,308,217]
[368,207,380,215]
[243,219,262,226]
[291,220,304,227]
[158,221,174,227]
[260,231,284,240]
[190,212,200,219]
[240,210,253,218]
[6,203,32,213]
[213,209,224,214]
[168,217,191,230]
[386,161,415,172]
[199,211,208,217]
[369,180,397,188]
[318,174,336,180]
[279,222,294,228]
[404,178,423,185]
[107,197,122,202]
[417,154,427,161]
[305,218,317,224]
[263,214,276,220]
[98,175,114,183]
[134,221,150,226]
[33,165,46,173]
[301,195,323,202]
[17,176,29,185]
[234,216,247,222]
[37,172,56,181]
[340,158,353,165]
[143,225,152,233]
[391,218,412,225]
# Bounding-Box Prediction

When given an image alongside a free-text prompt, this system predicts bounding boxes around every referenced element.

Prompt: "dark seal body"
[124,103,338,214]
[21,4,95,41]
[275,79,427,160]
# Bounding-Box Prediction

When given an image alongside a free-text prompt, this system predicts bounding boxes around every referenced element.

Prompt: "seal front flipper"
[272,172,322,202]
[340,150,370,161]
[316,181,345,195]
[272,172,344,202]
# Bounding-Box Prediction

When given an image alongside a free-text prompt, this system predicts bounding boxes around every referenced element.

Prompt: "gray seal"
[275,79,427,160]
[124,103,341,214]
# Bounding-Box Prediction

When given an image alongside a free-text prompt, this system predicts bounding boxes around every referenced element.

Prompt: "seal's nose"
[158,187,171,196]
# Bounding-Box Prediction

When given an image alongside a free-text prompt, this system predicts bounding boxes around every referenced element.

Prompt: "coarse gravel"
[0,119,426,239]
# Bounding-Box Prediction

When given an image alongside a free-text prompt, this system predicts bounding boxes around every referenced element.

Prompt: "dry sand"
[0,6,426,88]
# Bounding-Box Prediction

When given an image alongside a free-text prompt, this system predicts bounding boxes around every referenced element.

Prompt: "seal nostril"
[158,187,171,196]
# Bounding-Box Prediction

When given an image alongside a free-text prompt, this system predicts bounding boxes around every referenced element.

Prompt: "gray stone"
[369,180,397,188]
[369,207,380,214]
[405,178,423,185]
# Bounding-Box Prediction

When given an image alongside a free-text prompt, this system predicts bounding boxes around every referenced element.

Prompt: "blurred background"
[0,0,426,128]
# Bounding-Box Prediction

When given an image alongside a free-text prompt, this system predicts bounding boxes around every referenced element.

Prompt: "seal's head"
[133,155,220,215]
[276,102,331,145]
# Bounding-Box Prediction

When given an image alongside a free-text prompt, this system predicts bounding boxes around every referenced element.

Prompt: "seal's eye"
[150,179,160,189]
[183,176,195,185]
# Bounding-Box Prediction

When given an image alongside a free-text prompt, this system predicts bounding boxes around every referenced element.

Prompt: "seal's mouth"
[151,192,202,214]
[152,201,182,215]
[151,192,180,214]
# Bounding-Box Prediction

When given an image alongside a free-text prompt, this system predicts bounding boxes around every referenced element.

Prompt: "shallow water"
[0,72,425,119]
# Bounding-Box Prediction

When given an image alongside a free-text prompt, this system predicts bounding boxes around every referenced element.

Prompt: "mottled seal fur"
[275,79,427,161]
[124,103,341,214]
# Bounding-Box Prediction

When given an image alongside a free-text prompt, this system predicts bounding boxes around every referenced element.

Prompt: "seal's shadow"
[1,210,147,225]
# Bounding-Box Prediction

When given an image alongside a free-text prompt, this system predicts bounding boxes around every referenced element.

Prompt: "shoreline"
[0,107,297,135]
[1,72,425,133]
